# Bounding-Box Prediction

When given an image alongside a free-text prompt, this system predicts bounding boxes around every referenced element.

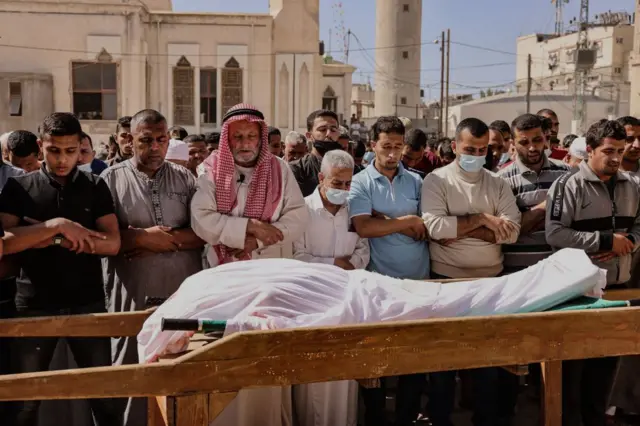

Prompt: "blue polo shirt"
[348,162,430,279]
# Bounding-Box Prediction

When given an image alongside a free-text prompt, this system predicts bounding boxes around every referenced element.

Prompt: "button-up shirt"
[293,188,369,269]
[0,165,115,309]
[100,160,202,312]
[348,162,429,279]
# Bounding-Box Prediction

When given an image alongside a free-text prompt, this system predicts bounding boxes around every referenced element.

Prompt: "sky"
[172,0,634,101]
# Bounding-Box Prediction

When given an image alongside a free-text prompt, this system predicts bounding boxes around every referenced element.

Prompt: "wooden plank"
[603,288,640,301]
[541,361,562,426]
[172,394,209,426]
[208,392,237,421]
[2,307,640,401]
[0,309,154,337]
[148,396,169,426]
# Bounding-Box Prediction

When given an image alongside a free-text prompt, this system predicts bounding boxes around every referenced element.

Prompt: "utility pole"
[552,0,570,35]
[573,0,590,133]
[526,54,532,113]
[444,28,451,137]
[345,30,351,64]
[439,30,445,137]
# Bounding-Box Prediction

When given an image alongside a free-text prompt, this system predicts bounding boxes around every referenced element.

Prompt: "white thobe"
[292,189,368,426]
[190,157,308,426]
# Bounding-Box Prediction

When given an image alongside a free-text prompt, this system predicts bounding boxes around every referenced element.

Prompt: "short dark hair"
[439,140,455,158]
[168,125,188,140]
[183,134,205,144]
[80,131,93,148]
[561,134,578,148]
[371,116,405,142]
[131,109,167,133]
[455,118,489,140]
[354,141,366,158]
[585,119,627,150]
[426,138,438,150]
[268,126,281,139]
[40,112,82,141]
[537,108,558,119]
[116,116,132,133]
[8,130,39,157]
[511,114,544,133]
[306,109,339,132]
[616,116,640,128]
[404,128,427,151]
[489,120,511,135]
[539,116,552,132]
[204,132,220,144]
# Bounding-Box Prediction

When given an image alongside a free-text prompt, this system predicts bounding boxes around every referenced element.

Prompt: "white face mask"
[325,187,350,205]
[78,163,93,173]
[458,154,486,173]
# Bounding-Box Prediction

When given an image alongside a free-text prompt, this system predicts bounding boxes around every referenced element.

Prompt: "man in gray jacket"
[546,119,640,426]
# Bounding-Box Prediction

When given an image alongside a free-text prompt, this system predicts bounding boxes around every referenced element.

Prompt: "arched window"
[173,56,195,125]
[322,86,337,112]
[222,57,243,115]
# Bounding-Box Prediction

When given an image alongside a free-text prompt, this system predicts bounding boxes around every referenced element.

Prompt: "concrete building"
[351,83,376,119]
[0,0,355,142]
[515,23,634,107]
[630,1,640,116]
[447,92,628,138]
[374,0,422,119]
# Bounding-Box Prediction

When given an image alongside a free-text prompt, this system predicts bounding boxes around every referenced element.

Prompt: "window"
[615,67,622,74]
[402,51,409,59]
[403,4,409,12]
[616,37,624,44]
[173,56,195,125]
[71,62,117,120]
[400,97,407,105]
[9,82,22,117]
[322,86,337,112]
[221,57,243,115]
[200,69,217,125]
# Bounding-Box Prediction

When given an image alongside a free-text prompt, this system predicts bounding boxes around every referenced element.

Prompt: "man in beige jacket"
[421,117,521,426]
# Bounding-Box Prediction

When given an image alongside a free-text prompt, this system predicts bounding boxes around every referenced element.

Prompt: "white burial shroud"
[138,248,606,363]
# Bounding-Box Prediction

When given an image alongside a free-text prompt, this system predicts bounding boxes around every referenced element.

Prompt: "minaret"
[374,0,423,118]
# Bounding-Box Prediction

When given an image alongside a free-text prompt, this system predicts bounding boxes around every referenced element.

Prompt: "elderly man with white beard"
[190,103,308,426]
[292,149,369,426]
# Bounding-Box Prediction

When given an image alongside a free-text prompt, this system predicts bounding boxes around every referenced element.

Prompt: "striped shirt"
[498,155,569,269]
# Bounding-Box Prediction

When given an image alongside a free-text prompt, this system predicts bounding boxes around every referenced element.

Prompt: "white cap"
[166,139,189,162]
[569,137,587,160]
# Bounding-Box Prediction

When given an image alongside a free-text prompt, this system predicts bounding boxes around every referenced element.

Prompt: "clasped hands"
[435,213,518,246]
[225,219,284,259]
[26,217,106,254]
[590,232,635,262]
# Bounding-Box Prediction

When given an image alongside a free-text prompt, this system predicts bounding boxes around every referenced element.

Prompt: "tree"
[480,90,486,98]
[486,88,494,97]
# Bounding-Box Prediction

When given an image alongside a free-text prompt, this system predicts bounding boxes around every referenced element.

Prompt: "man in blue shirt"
[348,115,429,426]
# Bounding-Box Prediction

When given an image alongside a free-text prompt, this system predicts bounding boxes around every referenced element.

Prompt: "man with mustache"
[538,108,560,149]
[289,109,343,197]
[616,116,640,176]
[546,119,640,426]
[106,116,133,166]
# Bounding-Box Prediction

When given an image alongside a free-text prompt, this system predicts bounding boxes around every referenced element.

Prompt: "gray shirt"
[0,161,24,190]
[100,160,203,314]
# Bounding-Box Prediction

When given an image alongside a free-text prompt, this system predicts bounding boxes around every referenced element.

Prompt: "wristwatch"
[52,236,63,246]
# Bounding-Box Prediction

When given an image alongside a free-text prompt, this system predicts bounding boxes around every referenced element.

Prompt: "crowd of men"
[0,103,639,426]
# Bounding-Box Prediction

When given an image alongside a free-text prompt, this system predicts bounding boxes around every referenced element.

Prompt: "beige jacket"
[422,163,521,278]
[191,157,309,268]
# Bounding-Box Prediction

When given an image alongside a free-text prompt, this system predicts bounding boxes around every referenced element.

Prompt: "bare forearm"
[120,229,142,252]
[456,214,485,238]
[3,223,59,255]
[170,228,205,250]
[465,227,496,243]
[91,235,121,256]
[353,216,413,238]
[520,209,546,235]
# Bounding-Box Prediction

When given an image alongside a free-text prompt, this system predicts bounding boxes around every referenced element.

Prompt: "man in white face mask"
[421,117,521,426]
[292,149,369,426]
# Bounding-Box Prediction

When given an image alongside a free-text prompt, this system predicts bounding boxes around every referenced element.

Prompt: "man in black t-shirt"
[0,113,121,426]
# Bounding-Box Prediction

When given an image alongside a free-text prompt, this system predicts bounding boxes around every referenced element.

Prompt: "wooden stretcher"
[0,287,639,426]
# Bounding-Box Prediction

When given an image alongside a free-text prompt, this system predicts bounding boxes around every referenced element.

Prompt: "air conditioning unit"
[575,48,597,70]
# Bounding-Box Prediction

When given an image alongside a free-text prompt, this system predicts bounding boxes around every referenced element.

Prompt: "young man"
[7,130,40,172]
[106,115,133,166]
[267,126,283,157]
[489,120,514,166]
[401,128,428,178]
[616,116,640,176]
[537,108,560,148]
[290,109,342,197]
[348,116,428,426]
[204,132,220,155]
[0,112,121,426]
[487,124,506,171]
[184,134,208,176]
[498,114,569,273]
[546,119,640,426]
[78,132,108,175]
[292,150,368,426]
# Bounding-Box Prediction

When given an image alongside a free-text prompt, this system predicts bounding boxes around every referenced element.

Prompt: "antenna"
[573,0,592,133]
[552,0,570,35]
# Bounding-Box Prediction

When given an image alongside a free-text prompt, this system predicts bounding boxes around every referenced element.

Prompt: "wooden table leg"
[170,394,210,426]
[209,392,238,421]
[541,361,562,426]
[148,396,169,426]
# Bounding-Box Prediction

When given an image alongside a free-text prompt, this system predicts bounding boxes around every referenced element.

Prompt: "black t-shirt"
[0,166,115,310]
[289,154,321,197]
